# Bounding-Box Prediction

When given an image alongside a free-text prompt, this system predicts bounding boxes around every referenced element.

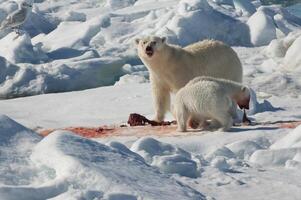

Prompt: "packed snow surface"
[0,0,301,199]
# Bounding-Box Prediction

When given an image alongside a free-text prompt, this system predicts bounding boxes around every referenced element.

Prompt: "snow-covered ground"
[0,0,301,199]
[0,79,301,199]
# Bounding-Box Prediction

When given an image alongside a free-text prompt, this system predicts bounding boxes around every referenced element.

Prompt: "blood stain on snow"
[39,114,301,138]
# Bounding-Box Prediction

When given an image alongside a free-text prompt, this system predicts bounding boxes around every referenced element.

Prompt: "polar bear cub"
[135,36,243,122]
[174,76,250,132]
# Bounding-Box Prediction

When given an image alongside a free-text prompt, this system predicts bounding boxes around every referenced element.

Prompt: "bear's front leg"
[151,78,170,122]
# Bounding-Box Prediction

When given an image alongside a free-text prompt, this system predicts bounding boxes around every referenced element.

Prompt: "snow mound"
[247,6,301,46]
[131,137,198,177]
[0,32,47,64]
[106,0,136,10]
[23,10,57,38]
[0,114,40,145]
[37,15,110,52]
[0,114,41,188]
[0,54,127,98]
[247,9,277,46]
[210,156,231,171]
[250,125,301,167]
[283,34,301,70]
[61,11,86,22]
[152,154,198,178]
[233,0,256,16]
[163,0,251,46]
[250,147,301,166]
[263,30,301,72]
[115,74,148,86]
[31,132,204,199]
[271,125,301,149]
[226,140,263,159]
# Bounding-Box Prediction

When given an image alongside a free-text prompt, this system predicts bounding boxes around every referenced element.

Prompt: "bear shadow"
[254,100,285,114]
[229,126,279,132]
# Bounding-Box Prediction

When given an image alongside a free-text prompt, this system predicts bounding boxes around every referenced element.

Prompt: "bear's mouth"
[145,46,154,57]
[238,99,250,110]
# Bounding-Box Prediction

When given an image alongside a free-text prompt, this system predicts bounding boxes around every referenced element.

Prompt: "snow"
[233,0,256,16]
[0,69,300,198]
[247,9,277,46]
[283,35,301,70]
[0,0,300,97]
[0,0,300,199]
[271,125,301,149]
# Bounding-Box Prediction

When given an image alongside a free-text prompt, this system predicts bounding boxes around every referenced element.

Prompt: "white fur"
[174,77,250,132]
[136,36,243,122]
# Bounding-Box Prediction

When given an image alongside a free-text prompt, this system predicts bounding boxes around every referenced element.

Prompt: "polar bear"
[174,76,250,132]
[135,36,243,122]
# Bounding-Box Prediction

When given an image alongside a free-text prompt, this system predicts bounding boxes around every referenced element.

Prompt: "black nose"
[146,46,152,51]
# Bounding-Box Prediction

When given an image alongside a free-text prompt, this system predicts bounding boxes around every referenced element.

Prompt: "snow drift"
[0,114,205,199]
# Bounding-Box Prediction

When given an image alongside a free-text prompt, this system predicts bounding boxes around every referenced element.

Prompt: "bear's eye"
[143,41,147,45]
[153,41,156,45]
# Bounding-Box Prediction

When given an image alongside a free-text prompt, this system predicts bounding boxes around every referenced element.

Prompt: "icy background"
[0,0,300,98]
[0,0,301,199]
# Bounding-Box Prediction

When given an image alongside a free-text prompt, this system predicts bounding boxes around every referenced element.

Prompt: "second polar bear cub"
[174,76,250,132]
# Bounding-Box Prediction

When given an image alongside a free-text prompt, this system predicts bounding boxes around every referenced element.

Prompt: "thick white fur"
[136,36,243,122]
[174,76,250,132]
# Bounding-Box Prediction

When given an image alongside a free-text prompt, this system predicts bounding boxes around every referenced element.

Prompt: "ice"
[0,0,300,198]
[210,156,231,171]
[152,154,198,178]
[37,15,110,52]
[250,147,301,166]
[61,11,86,22]
[131,137,191,163]
[265,39,286,58]
[0,114,40,146]
[205,146,236,161]
[0,32,47,64]
[106,0,136,9]
[165,0,251,46]
[30,131,204,199]
[271,125,301,149]
[23,11,57,37]
[0,0,300,97]
[114,74,148,86]
[226,140,263,159]
[233,0,256,16]
[283,35,301,70]
[247,9,277,46]
[0,114,42,193]
[250,126,301,167]
[130,137,199,177]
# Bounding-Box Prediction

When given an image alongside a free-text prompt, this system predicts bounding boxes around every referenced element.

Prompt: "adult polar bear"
[135,36,243,122]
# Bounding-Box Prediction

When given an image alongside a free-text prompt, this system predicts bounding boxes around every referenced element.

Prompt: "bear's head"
[135,36,166,59]
[235,86,250,110]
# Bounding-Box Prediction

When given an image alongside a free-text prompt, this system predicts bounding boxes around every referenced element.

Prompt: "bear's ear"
[134,38,140,45]
[161,37,167,43]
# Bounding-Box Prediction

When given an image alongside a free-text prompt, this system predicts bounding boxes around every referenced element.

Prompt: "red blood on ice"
[279,121,301,129]
[38,113,301,138]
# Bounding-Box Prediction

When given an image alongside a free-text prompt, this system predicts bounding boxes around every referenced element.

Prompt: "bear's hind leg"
[215,112,233,131]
